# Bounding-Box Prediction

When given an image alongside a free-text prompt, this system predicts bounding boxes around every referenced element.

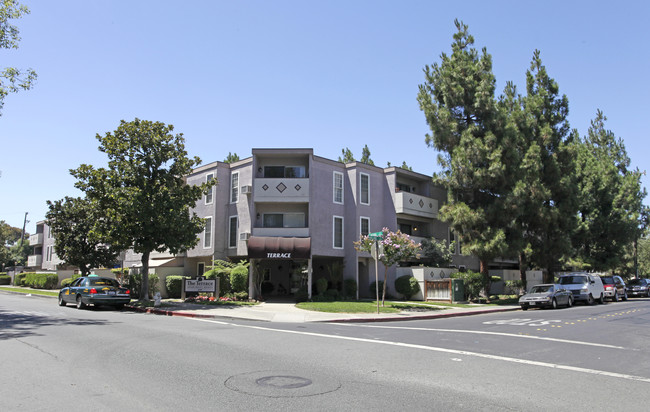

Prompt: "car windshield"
[600,277,614,284]
[558,276,588,285]
[530,285,553,293]
[627,279,644,286]
[88,278,120,288]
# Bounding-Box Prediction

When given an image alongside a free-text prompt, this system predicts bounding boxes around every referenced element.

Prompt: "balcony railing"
[254,178,310,202]
[394,192,438,219]
[28,255,43,267]
[29,233,44,246]
[252,227,310,237]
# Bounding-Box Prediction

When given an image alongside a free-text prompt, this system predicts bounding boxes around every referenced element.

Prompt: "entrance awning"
[247,236,311,259]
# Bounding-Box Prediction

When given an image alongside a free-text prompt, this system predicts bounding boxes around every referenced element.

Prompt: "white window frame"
[333,171,344,204]
[228,216,238,248]
[333,216,344,249]
[360,173,370,205]
[360,216,370,237]
[230,172,239,204]
[203,216,213,248]
[205,173,214,205]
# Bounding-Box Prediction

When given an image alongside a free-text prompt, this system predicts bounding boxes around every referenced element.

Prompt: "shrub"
[61,278,74,287]
[14,273,26,286]
[205,268,231,296]
[395,275,420,300]
[369,281,384,299]
[294,286,309,303]
[324,289,340,300]
[23,273,58,289]
[233,291,248,301]
[451,270,485,301]
[343,278,357,298]
[128,272,159,299]
[316,278,328,295]
[0,275,11,285]
[165,275,187,299]
[230,266,248,293]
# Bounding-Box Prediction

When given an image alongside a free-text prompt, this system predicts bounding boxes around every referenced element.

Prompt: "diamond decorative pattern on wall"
[419,199,424,208]
[262,184,269,191]
[295,184,301,191]
[409,198,413,204]
[276,182,287,193]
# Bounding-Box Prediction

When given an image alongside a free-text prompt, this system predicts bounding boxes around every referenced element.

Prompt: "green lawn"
[296,300,448,313]
[0,286,59,297]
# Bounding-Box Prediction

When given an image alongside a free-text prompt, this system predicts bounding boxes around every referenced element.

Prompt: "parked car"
[557,273,605,305]
[600,275,627,301]
[58,275,131,310]
[519,284,573,310]
[625,278,650,298]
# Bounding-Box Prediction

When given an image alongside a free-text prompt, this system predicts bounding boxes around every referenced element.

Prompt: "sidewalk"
[0,286,519,323]
[128,300,520,323]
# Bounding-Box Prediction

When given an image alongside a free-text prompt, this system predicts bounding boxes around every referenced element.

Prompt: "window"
[264,166,305,178]
[333,171,343,204]
[197,262,205,277]
[360,217,370,237]
[263,213,305,228]
[360,173,369,205]
[230,172,239,203]
[203,217,212,248]
[205,173,214,204]
[396,183,412,193]
[333,216,343,249]
[229,216,238,248]
[399,223,412,235]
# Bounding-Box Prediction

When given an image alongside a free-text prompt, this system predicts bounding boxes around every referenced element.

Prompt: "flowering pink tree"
[355,227,420,306]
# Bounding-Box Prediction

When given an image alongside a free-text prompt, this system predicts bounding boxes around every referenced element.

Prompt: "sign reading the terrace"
[267,252,291,259]
[184,277,216,293]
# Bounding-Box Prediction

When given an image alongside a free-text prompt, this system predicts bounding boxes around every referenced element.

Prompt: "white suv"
[557,273,605,305]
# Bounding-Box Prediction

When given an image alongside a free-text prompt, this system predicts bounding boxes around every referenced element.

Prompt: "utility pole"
[20,212,28,247]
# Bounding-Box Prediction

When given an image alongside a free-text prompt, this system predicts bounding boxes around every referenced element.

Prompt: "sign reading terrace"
[184,277,217,293]
[267,252,291,259]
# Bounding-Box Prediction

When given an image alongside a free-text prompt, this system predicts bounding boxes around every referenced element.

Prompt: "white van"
[557,273,605,305]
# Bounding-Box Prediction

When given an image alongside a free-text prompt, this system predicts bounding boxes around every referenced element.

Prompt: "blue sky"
[1,0,648,231]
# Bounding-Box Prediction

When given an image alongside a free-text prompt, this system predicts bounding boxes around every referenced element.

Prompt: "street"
[1,292,649,411]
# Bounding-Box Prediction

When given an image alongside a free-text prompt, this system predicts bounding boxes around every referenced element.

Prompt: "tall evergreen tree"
[360,144,374,166]
[338,147,355,163]
[418,20,514,290]
[573,110,647,272]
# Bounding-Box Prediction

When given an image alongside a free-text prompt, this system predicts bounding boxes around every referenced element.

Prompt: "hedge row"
[0,275,11,285]
[22,273,59,289]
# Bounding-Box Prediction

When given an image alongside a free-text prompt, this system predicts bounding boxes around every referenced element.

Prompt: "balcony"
[252,227,310,238]
[29,233,44,246]
[28,254,43,267]
[394,192,438,219]
[254,178,309,202]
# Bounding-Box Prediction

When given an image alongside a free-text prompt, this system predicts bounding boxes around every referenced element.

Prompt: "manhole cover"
[225,370,341,398]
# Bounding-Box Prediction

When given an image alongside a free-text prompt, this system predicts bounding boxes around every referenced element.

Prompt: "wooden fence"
[425,279,452,303]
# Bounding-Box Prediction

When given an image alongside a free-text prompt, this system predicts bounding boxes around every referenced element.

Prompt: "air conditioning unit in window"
[240,185,253,194]
[239,232,251,241]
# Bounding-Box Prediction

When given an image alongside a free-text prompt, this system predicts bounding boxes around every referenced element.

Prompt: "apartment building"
[27,220,60,271]
[169,148,478,299]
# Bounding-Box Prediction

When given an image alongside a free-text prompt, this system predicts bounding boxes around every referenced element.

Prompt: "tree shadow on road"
[0,308,116,341]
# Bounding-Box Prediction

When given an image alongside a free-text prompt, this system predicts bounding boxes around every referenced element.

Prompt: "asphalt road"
[1,292,649,411]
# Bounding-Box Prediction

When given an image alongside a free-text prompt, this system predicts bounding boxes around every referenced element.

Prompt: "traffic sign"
[368,232,383,240]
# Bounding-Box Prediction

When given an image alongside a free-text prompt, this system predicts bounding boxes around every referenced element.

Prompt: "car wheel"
[647,289,650,298]
[587,294,595,305]
[613,291,619,302]
[76,295,86,309]
[567,297,573,308]
[521,305,528,311]
[58,293,67,307]
[598,293,605,304]
[623,291,628,301]
[551,298,558,309]
[114,303,124,311]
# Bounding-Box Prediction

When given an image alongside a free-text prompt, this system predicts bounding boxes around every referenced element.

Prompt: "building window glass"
[333,216,343,249]
[360,173,369,205]
[263,213,305,228]
[205,173,214,204]
[230,172,239,203]
[229,216,238,248]
[197,262,205,277]
[203,217,212,248]
[264,166,305,178]
[360,217,370,237]
[333,171,343,204]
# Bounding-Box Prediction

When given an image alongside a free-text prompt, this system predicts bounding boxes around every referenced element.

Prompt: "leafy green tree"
[573,110,647,273]
[8,239,30,266]
[338,147,355,163]
[638,236,650,276]
[71,119,216,300]
[0,0,37,115]
[360,144,374,166]
[45,196,120,275]
[417,20,514,291]
[355,228,420,306]
[1,220,24,268]
[224,152,240,163]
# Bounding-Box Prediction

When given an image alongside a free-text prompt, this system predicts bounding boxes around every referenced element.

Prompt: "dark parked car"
[625,278,650,298]
[58,276,131,310]
[600,275,627,302]
[519,284,573,310]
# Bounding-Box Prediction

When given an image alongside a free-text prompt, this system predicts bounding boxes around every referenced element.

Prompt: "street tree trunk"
[140,250,150,301]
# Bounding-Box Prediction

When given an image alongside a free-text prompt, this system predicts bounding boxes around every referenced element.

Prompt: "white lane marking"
[190,318,650,383]
[337,324,627,350]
